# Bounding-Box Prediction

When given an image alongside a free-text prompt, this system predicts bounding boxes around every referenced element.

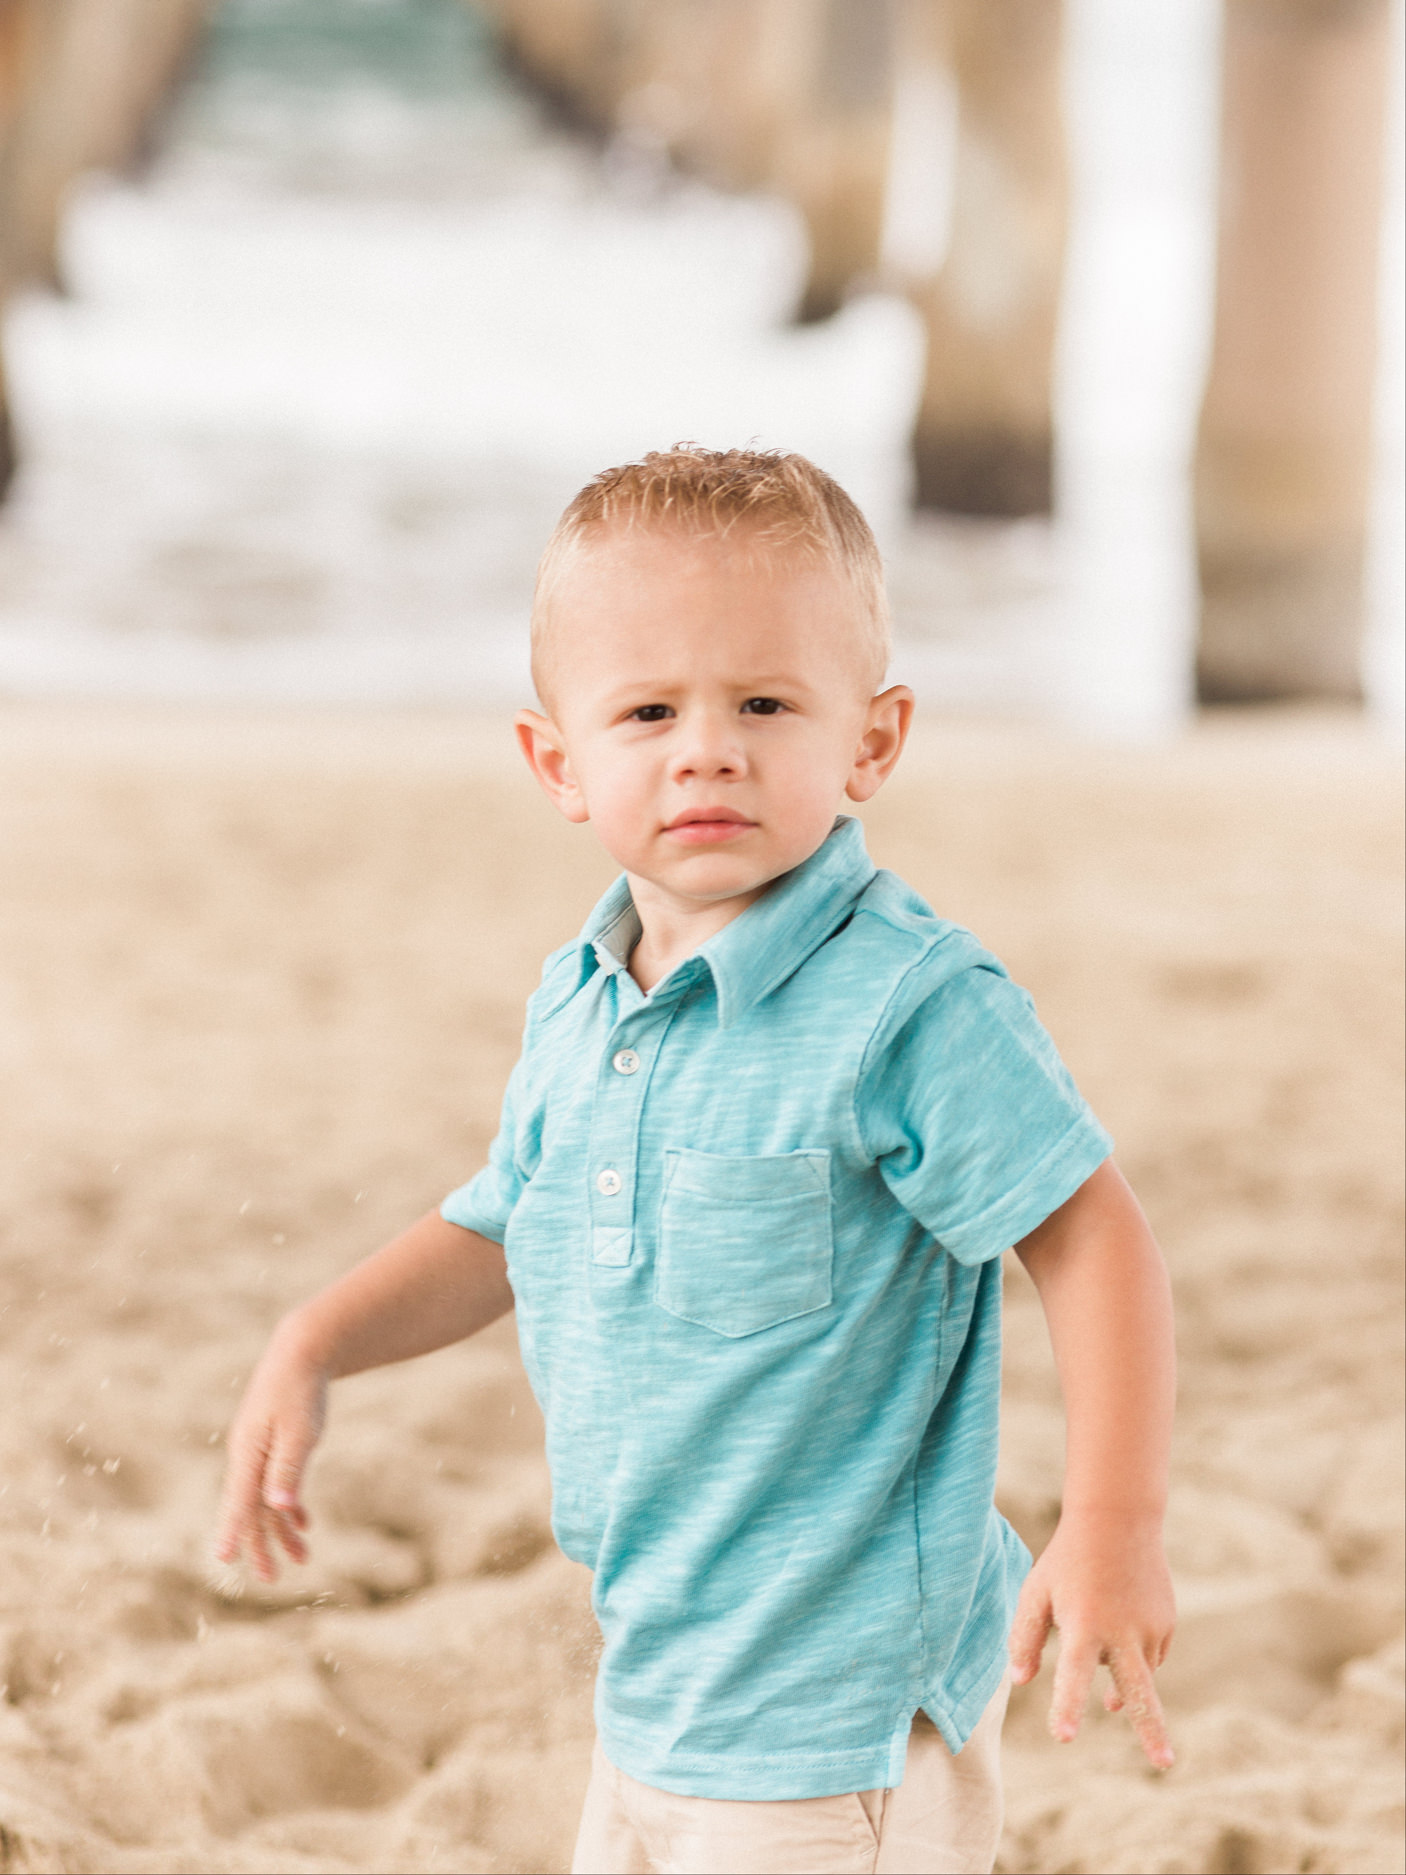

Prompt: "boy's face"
[516,526,912,922]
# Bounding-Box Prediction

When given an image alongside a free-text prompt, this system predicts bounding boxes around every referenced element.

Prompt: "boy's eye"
[629,704,674,723]
[740,697,785,716]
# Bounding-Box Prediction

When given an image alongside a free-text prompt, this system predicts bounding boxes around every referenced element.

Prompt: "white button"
[612,1049,640,1075]
[596,1169,623,1196]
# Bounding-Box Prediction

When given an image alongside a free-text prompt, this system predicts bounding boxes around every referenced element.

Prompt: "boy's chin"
[644,855,785,903]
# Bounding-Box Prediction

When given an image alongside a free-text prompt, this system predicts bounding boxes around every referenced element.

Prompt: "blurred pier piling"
[895,0,1066,517]
[488,1,895,325]
[0,0,209,493]
[1195,0,1395,702]
[484,0,1066,515]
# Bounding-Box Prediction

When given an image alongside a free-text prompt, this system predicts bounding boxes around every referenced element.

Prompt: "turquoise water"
[166,0,547,199]
[193,0,503,99]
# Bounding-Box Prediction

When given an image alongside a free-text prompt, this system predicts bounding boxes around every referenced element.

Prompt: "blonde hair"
[531,444,890,703]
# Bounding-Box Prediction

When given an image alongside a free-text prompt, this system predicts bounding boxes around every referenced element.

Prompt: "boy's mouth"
[663,809,756,846]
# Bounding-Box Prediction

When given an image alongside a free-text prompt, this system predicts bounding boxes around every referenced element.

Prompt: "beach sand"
[0,702,1400,1875]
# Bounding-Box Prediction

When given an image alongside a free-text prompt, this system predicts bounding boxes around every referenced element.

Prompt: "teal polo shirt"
[442,816,1111,1800]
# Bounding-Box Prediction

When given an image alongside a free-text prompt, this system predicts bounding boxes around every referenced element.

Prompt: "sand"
[0,702,1400,1875]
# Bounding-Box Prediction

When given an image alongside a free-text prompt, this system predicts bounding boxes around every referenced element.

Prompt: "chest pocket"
[655,1148,834,1338]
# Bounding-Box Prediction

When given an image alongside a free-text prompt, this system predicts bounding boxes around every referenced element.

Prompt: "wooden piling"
[483,0,623,134]
[0,0,39,500]
[1195,0,1394,702]
[0,0,207,497]
[1,0,209,291]
[666,0,796,190]
[902,0,1067,516]
[480,0,893,327]
[601,0,747,175]
[772,0,895,323]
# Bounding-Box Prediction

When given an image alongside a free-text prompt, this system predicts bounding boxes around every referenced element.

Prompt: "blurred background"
[0,0,1400,730]
[0,10,1403,1875]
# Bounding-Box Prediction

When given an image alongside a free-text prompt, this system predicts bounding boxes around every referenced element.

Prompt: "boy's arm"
[1009,1159,1177,1768]
[215,1210,513,1583]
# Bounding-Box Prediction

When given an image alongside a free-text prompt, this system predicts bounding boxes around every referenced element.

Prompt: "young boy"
[216,446,1176,1875]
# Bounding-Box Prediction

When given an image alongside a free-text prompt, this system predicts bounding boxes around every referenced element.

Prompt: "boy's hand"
[1008,1511,1176,1768]
[210,1213,514,1583]
[214,1324,329,1584]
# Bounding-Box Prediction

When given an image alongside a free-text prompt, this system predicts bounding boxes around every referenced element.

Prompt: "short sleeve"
[859,960,1112,1265]
[440,1053,530,1244]
[440,940,579,1242]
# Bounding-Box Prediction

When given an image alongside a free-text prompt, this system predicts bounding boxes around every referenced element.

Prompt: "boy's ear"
[515,710,590,823]
[845,685,914,803]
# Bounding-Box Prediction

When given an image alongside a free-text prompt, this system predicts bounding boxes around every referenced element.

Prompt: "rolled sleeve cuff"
[440,1175,511,1244]
[935,1119,1113,1266]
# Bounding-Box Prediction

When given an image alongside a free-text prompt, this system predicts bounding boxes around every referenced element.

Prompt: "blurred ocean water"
[0,0,1398,728]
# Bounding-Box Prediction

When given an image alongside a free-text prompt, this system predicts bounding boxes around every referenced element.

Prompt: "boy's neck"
[625,874,770,993]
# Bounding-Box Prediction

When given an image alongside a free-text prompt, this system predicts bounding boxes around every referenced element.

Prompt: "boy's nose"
[669,712,746,782]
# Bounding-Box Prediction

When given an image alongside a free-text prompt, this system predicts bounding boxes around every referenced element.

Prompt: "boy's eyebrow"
[597,671,824,707]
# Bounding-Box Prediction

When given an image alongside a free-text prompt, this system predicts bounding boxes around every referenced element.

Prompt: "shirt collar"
[591,886,643,974]
[576,816,877,1026]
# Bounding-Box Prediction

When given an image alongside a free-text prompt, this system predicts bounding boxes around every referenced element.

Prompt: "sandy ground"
[0,702,1400,1875]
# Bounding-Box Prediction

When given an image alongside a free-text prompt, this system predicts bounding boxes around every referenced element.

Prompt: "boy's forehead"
[535,520,883,708]
[566,551,849,670]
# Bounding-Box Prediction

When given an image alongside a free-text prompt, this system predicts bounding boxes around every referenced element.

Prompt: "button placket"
[586,1000,678,1270]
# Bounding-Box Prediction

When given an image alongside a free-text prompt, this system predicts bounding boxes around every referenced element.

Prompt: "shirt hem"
[595,1726,921,1802]
[920,1640,1011,1755]
[594,1623,1019,1800]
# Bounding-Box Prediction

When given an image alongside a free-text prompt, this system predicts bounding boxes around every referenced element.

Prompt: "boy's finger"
[263,1427,313,1514]
[1048,1633,1098,1743]
[212,1488,241,1562]
[270,1505,309,1565]
[1107,1648,1174,1770]
[1007,1595,1052,1685]
[213,1444,268,1562]
[245,1507,278,1584]
[213,1514,245,1566]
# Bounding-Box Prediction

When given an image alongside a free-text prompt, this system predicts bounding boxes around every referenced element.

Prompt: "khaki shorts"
[571,1674,1010,1875]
